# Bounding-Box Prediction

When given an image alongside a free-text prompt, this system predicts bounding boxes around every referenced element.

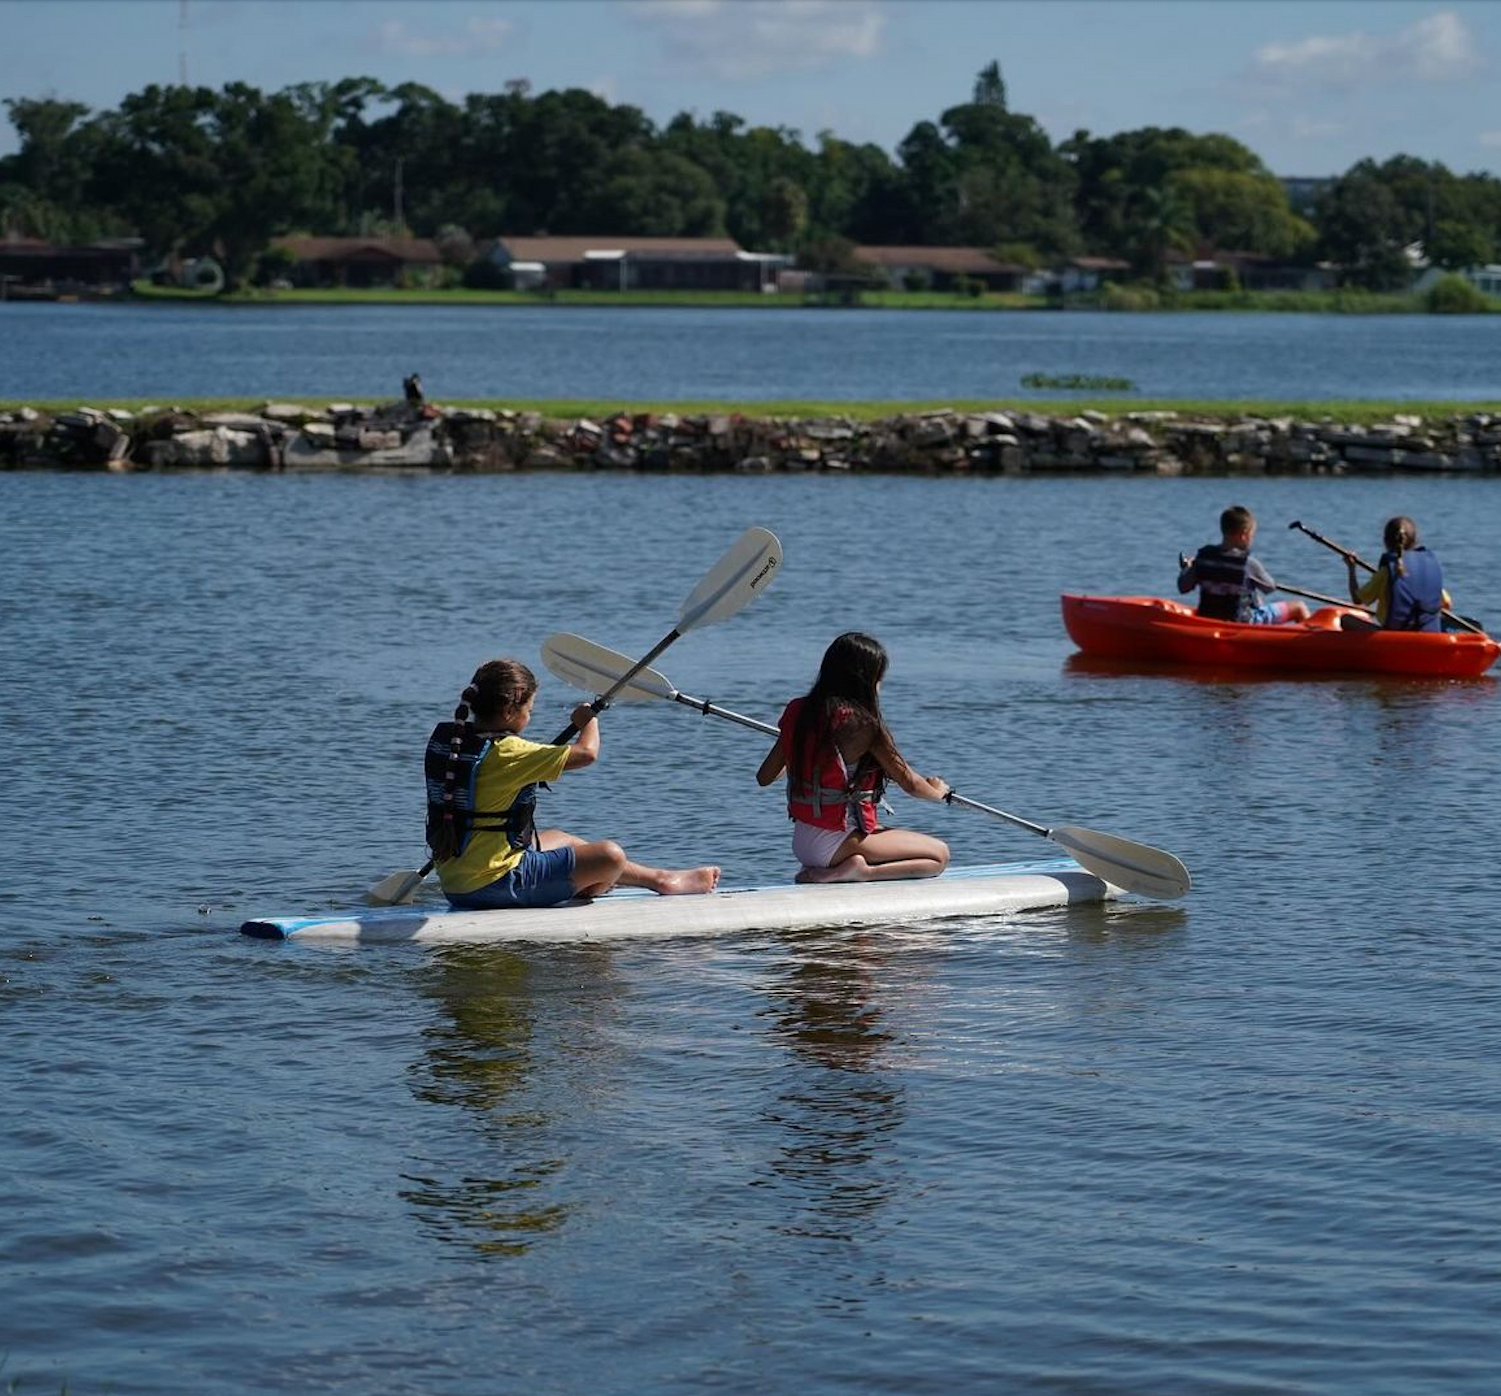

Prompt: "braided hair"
[430,659,537,861]
[1383,516,1419,578]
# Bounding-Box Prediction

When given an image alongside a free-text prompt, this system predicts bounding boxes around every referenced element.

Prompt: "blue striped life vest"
[424,722,538,857]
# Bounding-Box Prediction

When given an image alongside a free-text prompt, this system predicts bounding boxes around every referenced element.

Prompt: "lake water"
[2,470,1500,1395]
[3,301,1501,402]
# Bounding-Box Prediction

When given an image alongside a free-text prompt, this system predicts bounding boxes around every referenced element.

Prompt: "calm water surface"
[2,472,1500,1394]
[4,301,1501,401]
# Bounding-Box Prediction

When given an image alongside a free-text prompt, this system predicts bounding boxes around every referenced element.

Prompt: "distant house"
[0,237,141,294]
[851,245,1028,292]
[1204,251,1338,293]
[484,235,789,291]
[1410,261,1501,296]
[270,236,443,289]
[1023,256,1133,295]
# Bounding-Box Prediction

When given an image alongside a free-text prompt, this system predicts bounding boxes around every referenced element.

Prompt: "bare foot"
[656,865,720,895]
[794,856,870,884]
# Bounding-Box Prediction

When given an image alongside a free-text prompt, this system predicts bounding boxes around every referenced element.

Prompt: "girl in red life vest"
[429,658,720,909]
[756,632,951,884]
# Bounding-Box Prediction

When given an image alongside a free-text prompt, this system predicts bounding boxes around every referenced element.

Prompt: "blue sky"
[3,0,1500,178]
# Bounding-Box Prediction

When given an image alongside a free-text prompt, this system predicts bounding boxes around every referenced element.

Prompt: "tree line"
[3,62,1500,291]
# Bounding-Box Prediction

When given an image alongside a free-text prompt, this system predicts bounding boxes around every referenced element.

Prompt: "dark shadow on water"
[1063,651,1499,691]
[754,927,909,1243]
[399,944,610,1257]
[1053,899,1190,947]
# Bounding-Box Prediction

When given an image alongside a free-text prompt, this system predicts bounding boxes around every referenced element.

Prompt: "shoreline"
[1,283,1476,315]
[6,398,1501,476]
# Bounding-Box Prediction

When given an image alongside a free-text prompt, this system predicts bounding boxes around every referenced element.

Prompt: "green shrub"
[1099,281,1160,311]
[1423,273,1493,314]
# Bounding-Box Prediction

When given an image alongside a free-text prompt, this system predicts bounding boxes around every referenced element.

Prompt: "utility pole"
[394,157,404,230]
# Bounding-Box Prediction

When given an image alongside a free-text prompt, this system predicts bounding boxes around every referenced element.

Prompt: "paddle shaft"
[1289,519,1373,572]
[548,626,681,743]
[1278,582,1371,611]
[1289,520,1484,634]
[653,685,1060,840]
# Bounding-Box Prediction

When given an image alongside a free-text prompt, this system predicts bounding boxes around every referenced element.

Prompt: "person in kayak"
[756,631,951,884]
[1177,505,1310,624]
[427,658,720,909]
[1340,516,1449,632]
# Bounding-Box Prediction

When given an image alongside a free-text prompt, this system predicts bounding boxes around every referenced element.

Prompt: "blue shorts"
[445,846,577,910]
[1248,600,1296,625]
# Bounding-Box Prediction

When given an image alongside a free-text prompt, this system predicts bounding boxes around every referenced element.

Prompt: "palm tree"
[1127,184,1196,285]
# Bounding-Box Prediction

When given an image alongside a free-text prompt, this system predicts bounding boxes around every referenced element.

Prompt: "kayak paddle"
[540,632,1191,901]
[366,527,784,905]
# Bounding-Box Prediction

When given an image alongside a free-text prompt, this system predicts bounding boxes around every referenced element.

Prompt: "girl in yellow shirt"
[427,658,719,909]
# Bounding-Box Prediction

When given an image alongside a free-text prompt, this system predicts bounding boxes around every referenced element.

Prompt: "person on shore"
[756,632,950,884]
[428,659,720,909]
[1341,516,1449,632]
[1177,505,1310,625]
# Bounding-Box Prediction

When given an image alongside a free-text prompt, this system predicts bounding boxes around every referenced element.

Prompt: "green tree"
[1126,183,1196,282]
[1424,219,1494,271]
[1314,166,1415,290]
[1169,167,1314,258]
[572,147,725,236]
[761,176,808,247]
[893,64,1077,254]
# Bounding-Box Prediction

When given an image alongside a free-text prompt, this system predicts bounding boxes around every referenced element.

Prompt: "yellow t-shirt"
[436,735,571,894]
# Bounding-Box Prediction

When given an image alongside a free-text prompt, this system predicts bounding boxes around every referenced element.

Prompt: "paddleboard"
[241,859,1116,945]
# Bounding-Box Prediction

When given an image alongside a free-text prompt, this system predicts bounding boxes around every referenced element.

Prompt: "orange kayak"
[1061,594,1500,678]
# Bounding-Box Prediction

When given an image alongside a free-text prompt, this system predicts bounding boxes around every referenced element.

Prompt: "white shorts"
[792,820,856,868]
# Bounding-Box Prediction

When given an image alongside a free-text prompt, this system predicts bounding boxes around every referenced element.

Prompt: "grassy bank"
[124,282,1494,314]
[7,397,1499,425]
[127,282,1047,310]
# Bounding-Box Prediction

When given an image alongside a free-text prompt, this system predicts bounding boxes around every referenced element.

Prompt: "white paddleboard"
[241,860,1116,945]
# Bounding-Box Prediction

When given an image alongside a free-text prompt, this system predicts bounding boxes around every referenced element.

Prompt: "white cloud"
[1254,9,1480,86]
[1480,130,1501,148]
[374,16,516,58]
[623,0,886,81]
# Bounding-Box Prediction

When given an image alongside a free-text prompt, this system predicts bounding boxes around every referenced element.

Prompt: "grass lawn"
[127,283,1496,314]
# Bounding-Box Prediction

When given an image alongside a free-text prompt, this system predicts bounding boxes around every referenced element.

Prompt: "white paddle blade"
[677,527,782,631]
[1049,825,1191,900]
[541,633,677,703]
[367,867,425,905]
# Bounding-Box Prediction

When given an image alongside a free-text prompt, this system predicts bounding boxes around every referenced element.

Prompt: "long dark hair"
[789,632,888,784]
[1383,516,1418,578]
[429,659,537,861]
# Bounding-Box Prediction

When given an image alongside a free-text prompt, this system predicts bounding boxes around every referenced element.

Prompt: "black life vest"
[1192,543,1251,622]
[424,722,539,858]
[1384,547,1444,632]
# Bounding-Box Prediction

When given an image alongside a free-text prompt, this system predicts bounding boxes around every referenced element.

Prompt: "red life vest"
[778,696,882,834]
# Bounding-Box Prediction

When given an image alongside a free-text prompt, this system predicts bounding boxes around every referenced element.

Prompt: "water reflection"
[401,945,569,1257]
[754,929,908,1242]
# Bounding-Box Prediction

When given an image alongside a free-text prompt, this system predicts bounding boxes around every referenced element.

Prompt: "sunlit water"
[4,301,1501,401]
[2,472,1500,1394]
